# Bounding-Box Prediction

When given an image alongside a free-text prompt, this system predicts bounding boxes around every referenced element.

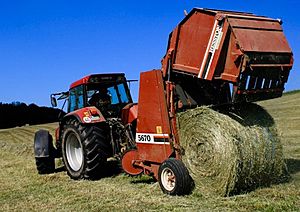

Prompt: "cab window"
[87,82,131,106]
[117,83,129,103]
[69,85,84,112]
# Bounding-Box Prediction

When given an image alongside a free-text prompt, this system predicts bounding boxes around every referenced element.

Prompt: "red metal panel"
[232,28,292,53]
[136,70,173,162]
[219,29,243,83]
[136,70,170,134]
[173,11,215,75]
[162,26,179,77]
[228,18,282,30]
[136,143,172,163]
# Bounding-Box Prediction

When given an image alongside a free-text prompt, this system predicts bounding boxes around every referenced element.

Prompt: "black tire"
[62,119,112,180]
[158,158,193,195]
[34,130,55,174]
[36,157,55,174]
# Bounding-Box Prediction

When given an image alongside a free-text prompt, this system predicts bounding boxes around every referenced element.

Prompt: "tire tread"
[62,119,112,180]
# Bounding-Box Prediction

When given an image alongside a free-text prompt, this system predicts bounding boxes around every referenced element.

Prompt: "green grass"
[0,92,300,211]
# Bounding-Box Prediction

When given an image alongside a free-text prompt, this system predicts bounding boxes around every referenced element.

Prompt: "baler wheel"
[158,158,193,195]
[62,119,112,180]
[34,130,55,174]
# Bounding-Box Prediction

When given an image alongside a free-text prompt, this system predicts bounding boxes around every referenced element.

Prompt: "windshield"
[86,82,131,106]
[67,81,132,115]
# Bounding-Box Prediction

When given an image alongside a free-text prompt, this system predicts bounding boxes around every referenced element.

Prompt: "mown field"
[0,92,299,211]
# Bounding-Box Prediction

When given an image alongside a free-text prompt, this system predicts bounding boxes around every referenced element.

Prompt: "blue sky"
[0,0,299,106]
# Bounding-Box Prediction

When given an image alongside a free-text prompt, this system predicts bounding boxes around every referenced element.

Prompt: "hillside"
[0,93,299,211]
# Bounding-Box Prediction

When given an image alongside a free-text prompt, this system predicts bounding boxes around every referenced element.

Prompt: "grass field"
[0,92,299,211]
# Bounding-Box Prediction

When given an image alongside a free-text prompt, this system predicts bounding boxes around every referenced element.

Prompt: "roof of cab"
[70,73,125,89]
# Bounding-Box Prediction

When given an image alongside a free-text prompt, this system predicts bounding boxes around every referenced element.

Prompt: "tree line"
[0,102,64,129]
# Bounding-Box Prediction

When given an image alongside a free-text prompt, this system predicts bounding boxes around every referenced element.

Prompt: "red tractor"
[34,74,137,179]
[34,8,293,195]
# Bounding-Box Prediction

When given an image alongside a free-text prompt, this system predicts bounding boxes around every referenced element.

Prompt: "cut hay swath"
[177,103,286,196]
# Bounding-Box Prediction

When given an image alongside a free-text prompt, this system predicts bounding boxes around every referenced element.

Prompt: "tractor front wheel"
[34,130,55,174]
[62,119,112,180]
[158,158,193,195]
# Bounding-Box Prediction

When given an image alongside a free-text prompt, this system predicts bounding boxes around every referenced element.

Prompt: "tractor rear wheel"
[158,158,193,195]
[62,119,112,180]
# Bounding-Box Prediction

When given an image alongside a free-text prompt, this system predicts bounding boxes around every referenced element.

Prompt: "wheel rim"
[161,167,176,191]
[65,132,83,171]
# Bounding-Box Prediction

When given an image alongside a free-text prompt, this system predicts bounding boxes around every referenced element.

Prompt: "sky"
[0,0,299,106]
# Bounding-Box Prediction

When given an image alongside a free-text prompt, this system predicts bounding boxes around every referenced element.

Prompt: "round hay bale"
[177,103,286,196]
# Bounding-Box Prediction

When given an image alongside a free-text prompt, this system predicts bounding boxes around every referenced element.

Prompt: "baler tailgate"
[162,8,293,104]
[229,17,292,53]
[228,17,293,102]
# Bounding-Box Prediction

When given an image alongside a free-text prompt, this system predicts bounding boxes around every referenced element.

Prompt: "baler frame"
[121,8,293,195]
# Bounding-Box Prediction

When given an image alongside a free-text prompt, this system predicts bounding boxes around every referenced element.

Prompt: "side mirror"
[50,96,57,107]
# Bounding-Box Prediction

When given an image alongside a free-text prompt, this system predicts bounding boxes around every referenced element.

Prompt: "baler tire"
[158,158,193,196]
[62,119,112,180]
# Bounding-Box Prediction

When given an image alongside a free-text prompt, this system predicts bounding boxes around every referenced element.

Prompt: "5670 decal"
[135,133,170,144]
[136,133,154,143]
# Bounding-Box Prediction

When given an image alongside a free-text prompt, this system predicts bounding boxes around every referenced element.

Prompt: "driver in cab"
[88,88,112,115]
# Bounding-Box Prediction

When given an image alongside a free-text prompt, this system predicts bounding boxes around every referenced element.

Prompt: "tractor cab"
[67,74,133,118]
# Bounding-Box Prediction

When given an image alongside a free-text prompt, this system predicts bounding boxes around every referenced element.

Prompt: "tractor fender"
[64,106,106,124]
[57,107,107,145]
[34,130,54,158]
